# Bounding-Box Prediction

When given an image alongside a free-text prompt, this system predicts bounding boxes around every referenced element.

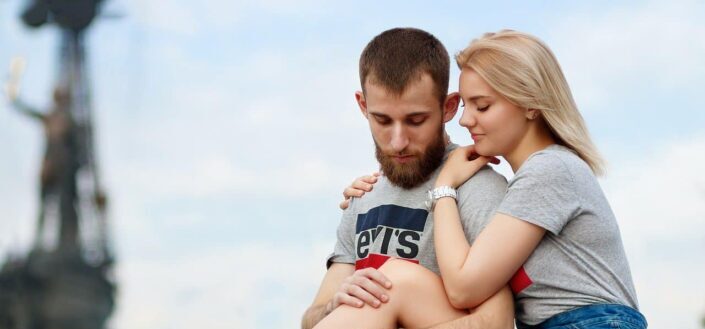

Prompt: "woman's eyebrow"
[468,95,491,102]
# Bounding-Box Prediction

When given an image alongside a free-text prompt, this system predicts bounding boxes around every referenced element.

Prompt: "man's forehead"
[366,76,437,101]
[364,71,432,95]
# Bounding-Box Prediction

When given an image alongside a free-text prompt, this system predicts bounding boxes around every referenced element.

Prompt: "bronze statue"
[0,1,115,328]
[8,85,81,252]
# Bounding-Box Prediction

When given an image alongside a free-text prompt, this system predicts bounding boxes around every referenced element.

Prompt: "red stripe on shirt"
[355,253,419,270]
[510,266,533,294]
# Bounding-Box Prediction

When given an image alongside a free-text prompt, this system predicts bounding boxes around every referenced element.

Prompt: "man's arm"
[301,263,354,329]
[426,285,514,329]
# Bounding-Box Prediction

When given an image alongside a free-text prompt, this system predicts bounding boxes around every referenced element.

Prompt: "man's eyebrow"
[406,111,431,117]
[368,112,390,118]
[368,111,431,117]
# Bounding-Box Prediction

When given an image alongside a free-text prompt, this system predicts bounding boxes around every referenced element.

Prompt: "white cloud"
[104,152,364,200]
[110,241,332,329]
[549,0,705,110]
[94,44,373,202]
[126,0,200,36]
[602,134,705,329]
[605,134,705,241]
[124,0,328,36]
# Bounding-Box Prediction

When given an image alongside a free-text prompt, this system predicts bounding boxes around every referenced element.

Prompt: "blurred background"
[1,0,704,328]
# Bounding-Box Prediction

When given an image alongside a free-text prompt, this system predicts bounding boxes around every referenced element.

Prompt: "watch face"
[425,190,434,210]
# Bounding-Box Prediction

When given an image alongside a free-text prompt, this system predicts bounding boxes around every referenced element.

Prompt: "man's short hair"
[359,27,450,106]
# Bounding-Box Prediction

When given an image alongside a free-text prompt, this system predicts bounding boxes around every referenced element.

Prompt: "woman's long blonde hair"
[456,30,605,175]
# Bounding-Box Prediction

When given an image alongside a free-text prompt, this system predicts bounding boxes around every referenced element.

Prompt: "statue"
[0,1,115,328]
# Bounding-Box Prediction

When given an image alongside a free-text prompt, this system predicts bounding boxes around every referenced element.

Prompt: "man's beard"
[375,128,446,189]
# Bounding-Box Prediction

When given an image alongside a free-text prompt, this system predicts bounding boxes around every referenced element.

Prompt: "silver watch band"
[426,186,457,211]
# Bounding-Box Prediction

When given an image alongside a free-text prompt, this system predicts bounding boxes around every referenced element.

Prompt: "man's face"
[356,73,452,189]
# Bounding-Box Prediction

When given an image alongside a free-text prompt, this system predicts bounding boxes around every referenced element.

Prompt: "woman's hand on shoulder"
[339,172,381,210]
[435,145,499,188]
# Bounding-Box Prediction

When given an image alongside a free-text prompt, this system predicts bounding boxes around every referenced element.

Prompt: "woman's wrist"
[434,177,456,189]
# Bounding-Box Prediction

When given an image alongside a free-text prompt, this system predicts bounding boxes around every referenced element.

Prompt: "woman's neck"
[506,122,556,173]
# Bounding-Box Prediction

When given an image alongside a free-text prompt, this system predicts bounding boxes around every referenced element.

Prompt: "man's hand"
[301,265,393,329]
[331,267,392,309]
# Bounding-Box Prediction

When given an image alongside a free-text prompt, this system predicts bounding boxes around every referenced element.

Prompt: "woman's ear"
[526,108,540,120]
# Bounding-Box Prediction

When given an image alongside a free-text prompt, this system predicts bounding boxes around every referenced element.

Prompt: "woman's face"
[458,68,531,157]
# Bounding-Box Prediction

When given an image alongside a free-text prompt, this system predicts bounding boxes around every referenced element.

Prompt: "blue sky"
[1,0,704,328]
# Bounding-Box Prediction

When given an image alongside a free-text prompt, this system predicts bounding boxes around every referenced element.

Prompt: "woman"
[343,30,646,328]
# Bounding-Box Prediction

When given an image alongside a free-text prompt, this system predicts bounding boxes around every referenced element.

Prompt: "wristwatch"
[426,186,457,211]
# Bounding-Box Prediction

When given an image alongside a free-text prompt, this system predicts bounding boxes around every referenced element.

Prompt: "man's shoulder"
[455,166,507,205]
[350,175,429,212]
[348,176,392,210]
[450,166,507,229]
[459,166,507,191]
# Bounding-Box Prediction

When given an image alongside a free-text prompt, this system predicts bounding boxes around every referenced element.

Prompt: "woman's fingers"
[352,179,374,192]
[340,172,381,210]
[339,199,350,210]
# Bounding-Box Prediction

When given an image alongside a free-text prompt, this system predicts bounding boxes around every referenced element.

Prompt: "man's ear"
[442,92,460,123]
[355,91,369,118]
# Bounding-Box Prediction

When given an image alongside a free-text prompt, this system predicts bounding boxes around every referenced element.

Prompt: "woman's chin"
[472,144,496,157]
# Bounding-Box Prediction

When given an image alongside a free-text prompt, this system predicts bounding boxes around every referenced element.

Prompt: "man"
[302,28,513,329]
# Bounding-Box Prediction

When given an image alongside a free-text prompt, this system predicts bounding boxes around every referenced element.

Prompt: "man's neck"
[443,131,451,146]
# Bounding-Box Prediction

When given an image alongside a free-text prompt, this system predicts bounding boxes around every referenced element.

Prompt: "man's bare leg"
[313,259,466,329]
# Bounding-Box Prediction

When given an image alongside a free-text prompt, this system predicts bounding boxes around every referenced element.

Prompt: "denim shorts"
[516,304,647,329]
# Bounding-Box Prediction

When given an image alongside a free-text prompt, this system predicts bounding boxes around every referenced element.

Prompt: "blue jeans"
[516,304,647,329]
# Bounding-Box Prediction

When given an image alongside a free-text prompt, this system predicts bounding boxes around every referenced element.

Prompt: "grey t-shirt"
[497,144,639,325]
[327,144,507,275]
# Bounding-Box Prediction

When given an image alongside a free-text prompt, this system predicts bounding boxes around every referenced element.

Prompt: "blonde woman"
[342,30,646,328]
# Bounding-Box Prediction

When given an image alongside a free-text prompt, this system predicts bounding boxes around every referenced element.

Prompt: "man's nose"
[390,124,409,152]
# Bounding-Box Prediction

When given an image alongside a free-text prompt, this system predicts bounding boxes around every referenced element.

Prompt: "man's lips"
[390,155,415,164]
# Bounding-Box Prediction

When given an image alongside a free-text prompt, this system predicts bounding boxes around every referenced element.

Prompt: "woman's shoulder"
[517,144,593,181]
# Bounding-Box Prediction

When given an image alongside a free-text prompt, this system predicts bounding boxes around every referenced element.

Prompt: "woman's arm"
[424,285,514,329]
[433,198,544,308]
[432,146,549,308]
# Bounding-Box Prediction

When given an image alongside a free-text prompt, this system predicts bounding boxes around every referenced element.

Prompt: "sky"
[1,0,704,328]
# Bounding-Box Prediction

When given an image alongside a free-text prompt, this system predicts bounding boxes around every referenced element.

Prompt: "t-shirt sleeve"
[497,153,581,235]
[456,166,508,243]
[326,199,357,268]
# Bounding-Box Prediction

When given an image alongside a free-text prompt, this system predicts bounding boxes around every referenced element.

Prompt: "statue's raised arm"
[4,57,46,121]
